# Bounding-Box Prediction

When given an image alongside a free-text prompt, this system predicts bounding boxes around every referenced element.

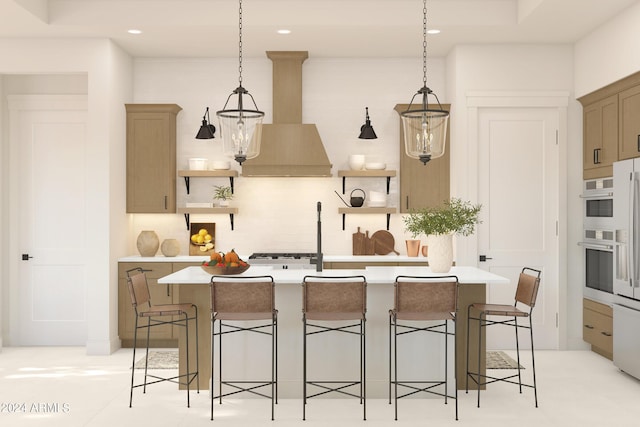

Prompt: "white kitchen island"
[158,265,509,396]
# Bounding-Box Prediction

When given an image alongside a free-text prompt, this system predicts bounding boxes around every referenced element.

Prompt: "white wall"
[575,1,640,98]
[0,39,133,355]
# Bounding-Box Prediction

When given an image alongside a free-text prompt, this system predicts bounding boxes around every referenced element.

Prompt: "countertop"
[157,265,509,285]
[118,255,430,263]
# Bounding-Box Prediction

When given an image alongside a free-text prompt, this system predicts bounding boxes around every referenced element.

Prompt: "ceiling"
[0,0,638,58]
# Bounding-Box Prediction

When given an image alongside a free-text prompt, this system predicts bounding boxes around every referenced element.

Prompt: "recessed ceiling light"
[427,29,441,35]
[128,29,142,35]
[277,29,291,35]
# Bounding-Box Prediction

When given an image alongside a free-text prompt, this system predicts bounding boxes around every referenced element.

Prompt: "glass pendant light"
[195,107,216,139]
[401,0,449,165]
[216,0,264,165]
[358,107,377,139]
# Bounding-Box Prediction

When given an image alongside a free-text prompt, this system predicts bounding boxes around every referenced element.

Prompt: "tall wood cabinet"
[619,85,640,160]
[126,104,182,213]
[394,104,450,212]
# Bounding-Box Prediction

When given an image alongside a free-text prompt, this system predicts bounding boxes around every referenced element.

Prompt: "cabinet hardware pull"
[406,195,409,210]
[164,196,168,210]
[637,134,640,152]
[601,331,612,337]
[593,148,601,164]
[584,324,594,329]
[167,284,170,297]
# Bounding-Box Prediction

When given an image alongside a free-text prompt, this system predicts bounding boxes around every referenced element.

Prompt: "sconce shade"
[358,107,377,139]
[195,107,216,139]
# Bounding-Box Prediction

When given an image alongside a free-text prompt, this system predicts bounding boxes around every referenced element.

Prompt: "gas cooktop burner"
[249,252,317,260]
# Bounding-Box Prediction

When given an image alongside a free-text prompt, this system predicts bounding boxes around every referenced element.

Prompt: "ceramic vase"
[421,245,428,257]
[427,234,453,273]
[137,230,159,257]
[405,239,421,257]
[161,238,180,257]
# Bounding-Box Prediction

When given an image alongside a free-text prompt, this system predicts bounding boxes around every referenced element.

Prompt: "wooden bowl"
[201,264,250,275]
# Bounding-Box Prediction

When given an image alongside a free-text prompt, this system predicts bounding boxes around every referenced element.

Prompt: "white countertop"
[157,265,510,285]
[118,255,430,263]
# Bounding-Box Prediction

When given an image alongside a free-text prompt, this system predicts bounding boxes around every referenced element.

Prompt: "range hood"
[241,51,333,177]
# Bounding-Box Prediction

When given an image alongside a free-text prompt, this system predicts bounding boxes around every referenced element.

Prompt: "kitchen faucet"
[316,201,323,272]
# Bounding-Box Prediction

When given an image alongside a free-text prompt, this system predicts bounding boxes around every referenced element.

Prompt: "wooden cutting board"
[352,227,366,255]
[371,230,399,255]
[364,230,376,255]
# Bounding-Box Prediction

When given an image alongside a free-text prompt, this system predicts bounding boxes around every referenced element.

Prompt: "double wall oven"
[580,177,614,304]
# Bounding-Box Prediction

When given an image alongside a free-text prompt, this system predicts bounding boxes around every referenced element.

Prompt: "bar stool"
[126,267,199,408]
[389,275,459,420]
[466,267,542,407]
[209,275,277,421]
[302,275,367,421]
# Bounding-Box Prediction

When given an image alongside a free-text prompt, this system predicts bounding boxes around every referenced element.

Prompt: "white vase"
[427,234,453,273]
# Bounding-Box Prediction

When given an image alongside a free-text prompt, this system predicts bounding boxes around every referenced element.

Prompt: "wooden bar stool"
[209,275,277,421]
[389,275,459,420]
[302,275,367,421]
[466,267,542,407]
[126,267,199,408]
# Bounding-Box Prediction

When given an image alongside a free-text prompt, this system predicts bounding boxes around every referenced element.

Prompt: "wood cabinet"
[619,85,640,161]
[579,71,640,178]
[582,95,618,179]
[394,104,450,212]
[583,298,613,360]
[126,104,181,213]
[118,261,200,348]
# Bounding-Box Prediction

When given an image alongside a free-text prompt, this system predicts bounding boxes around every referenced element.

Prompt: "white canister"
[349,154,365,170]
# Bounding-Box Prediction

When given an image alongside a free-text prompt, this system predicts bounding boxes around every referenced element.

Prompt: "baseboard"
[85,337,121,355]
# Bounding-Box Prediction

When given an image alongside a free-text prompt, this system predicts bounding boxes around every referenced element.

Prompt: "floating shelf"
[177,207,238,230]
[338,207,397,230]
[178,170,238,194]
[337,170,396,194]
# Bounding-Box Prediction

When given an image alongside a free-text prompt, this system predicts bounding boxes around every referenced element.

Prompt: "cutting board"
[364,230,376,255]
[352,227,366,255]
[371,230,399,255]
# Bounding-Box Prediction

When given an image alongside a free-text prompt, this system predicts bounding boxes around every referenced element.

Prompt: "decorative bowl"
[365,162,386,170]
[189,158,208,170]
[212,160,231,170]
[201,264,250,275]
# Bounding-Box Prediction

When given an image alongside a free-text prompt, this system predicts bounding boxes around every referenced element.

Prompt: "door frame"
[466,91,569,349]
[6,94,88,347]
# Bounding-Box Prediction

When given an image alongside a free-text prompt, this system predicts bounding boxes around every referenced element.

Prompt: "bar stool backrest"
[514,269,541,309]
[302,276,367,320]
[394,276,458,318]
[127,269,151,311]
[210,276,275,320]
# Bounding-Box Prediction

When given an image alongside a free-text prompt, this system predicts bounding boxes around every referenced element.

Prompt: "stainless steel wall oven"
[579,228,614,304]
[581,177,614,229]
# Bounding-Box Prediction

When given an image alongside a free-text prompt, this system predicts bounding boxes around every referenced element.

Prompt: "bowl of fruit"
[201,249,250,275]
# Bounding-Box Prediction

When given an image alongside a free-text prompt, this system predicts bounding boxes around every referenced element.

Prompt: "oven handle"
[578,241,614,251]
[579,192,613,199]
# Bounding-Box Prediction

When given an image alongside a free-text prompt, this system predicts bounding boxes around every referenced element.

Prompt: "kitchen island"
[157,265,510,396]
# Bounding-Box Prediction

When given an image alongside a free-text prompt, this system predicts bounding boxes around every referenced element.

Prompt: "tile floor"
[1,347,639,426]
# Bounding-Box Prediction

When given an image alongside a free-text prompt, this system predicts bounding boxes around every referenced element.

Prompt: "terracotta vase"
[405,239,421,257]
[161,238,180,257]
[421,245,428,257]
[137,230,159,257]
[427,234,453,273]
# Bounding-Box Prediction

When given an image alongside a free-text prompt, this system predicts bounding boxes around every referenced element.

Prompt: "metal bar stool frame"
[302,275,367,421]
[210,275,278,421]
[465,267,542,408]
[126,267,199,408]
[388,275,459,421]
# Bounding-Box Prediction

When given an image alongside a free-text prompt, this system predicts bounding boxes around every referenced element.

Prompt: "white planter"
[427,234,453,273]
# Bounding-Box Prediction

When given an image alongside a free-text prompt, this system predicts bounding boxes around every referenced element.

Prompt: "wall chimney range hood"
[241,51,333,177]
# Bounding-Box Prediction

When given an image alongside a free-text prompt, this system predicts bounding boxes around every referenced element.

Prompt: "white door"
[477,107,559,350]
[8,96,88,345]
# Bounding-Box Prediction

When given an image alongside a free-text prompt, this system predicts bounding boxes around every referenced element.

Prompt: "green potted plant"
[403,198,482,272]
[213,185,233,207]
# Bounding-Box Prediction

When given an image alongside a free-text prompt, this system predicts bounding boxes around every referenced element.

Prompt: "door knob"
[479,255,493,262]
[21,254,34,261]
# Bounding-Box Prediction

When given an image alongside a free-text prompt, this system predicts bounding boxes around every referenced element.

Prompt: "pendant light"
[358,107,377,139]
[195,107,216,139]
[216,0,264,165]
[401,0,449,165]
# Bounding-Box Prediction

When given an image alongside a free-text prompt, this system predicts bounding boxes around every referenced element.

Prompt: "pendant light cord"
[238,0,243,86]
[422,0,427,88]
